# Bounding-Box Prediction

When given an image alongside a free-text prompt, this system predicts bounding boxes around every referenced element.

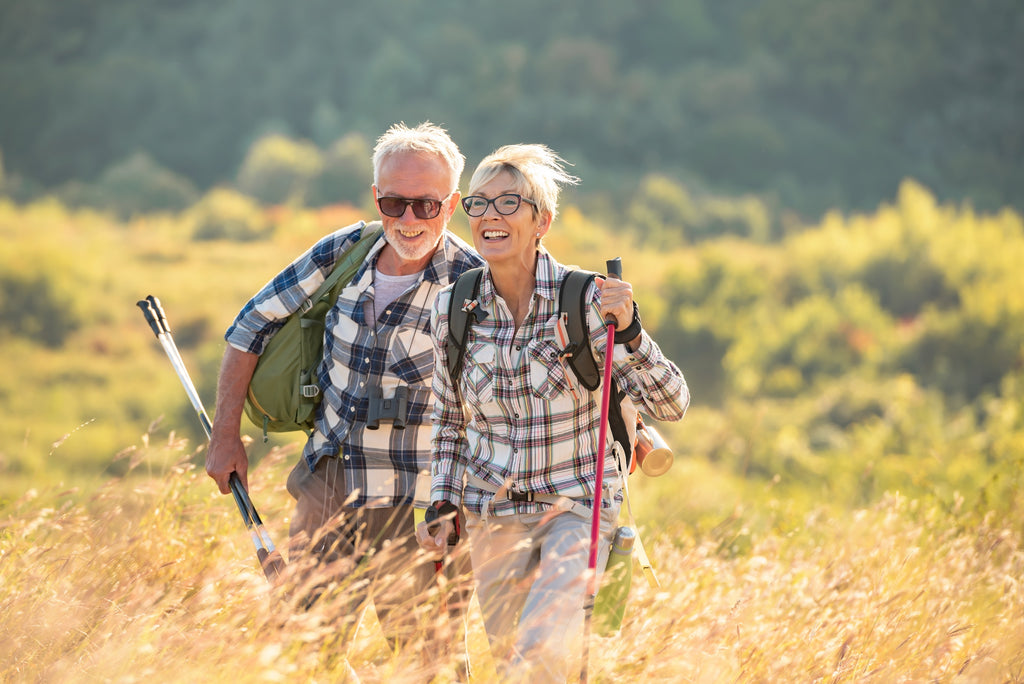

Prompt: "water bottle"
[593,526,635,635]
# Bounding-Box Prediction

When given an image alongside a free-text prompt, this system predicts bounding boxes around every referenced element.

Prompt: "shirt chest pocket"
[461,342,495,406]
[526,339,574,400]
[387,325,433,386]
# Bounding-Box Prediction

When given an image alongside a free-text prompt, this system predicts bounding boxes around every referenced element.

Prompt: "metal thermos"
[634,421,674,476]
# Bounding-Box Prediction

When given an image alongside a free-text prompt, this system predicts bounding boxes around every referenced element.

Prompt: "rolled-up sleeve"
[225,224,363,354]
[589,295,690,423]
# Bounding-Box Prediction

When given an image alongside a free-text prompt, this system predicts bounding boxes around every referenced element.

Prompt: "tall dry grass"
[2,432,1023,683]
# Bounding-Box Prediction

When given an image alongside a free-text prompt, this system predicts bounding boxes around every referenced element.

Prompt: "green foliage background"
[1,0,1022,219]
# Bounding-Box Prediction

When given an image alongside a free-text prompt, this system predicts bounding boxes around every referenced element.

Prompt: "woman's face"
[466,170,549,269]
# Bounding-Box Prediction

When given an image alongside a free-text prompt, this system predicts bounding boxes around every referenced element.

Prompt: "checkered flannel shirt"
[429,250,690,517]
[226,221,484,508]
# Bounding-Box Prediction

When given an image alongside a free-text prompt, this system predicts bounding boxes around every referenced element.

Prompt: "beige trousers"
[286,456,473,667]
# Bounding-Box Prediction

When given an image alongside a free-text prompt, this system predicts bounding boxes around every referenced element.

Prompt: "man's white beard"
[385,227,442,264]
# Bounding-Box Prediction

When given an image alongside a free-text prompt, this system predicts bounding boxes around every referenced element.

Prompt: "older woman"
[417,144,689,681]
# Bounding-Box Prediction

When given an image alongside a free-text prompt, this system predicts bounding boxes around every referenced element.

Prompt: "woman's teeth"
[483,230,509,240]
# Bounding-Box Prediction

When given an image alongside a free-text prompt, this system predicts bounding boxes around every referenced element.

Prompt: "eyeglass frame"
[460,193,538,217]
[376,192,454,220]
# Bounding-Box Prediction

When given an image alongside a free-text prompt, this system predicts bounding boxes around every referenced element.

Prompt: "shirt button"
[350,406,355,412]
[515,345,521,350]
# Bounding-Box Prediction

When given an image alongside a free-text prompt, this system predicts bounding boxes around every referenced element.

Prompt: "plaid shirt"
[429,250,690,517]
[226,221,484,508]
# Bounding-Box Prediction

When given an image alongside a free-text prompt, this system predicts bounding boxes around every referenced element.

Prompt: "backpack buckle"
[301,384,320,398]
[506,487,535,503]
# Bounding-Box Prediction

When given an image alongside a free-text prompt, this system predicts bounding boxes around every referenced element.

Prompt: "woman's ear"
[536,211,553,239]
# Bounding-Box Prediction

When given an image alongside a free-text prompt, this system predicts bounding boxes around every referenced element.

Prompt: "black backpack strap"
[446,267,485,381]
[558,269,601,391]
[558,268,635,469]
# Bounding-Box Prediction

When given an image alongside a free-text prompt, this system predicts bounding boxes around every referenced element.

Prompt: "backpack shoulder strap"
[559,268,635,468]
[307,221,384,313]
[446,267,484,381]
[558,269,601,391]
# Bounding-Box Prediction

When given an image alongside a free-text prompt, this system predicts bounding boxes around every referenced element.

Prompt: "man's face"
[373,151,459,269]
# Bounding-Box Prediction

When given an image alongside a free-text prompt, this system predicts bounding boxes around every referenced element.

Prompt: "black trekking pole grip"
[137,299,164,338]
[146,295,171,334]
[604,257,623,326]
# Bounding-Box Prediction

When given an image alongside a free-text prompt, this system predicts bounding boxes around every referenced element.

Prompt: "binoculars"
[366,385,409,430]
[634,417,674,477]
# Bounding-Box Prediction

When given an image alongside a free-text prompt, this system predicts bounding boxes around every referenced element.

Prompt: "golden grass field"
[3,429,1022,683]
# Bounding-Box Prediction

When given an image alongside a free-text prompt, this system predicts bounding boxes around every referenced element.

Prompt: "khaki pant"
[465,505,619,683]
[286,456,472,670]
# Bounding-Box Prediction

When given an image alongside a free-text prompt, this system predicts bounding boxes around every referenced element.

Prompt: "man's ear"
[445,191,461,220]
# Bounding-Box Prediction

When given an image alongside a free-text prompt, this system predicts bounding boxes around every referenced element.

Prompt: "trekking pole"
[137,295,284,581]
[580,257,622,683]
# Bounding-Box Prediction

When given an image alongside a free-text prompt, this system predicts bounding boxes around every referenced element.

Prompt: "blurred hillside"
[1,0,1021,219]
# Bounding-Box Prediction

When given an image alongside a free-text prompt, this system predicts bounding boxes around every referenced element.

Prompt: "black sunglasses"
[461,193,537,217]
[377,195,449,220]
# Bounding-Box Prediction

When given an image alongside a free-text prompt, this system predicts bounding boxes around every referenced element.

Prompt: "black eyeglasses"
[461,193,537,217]
[377,194,450,220]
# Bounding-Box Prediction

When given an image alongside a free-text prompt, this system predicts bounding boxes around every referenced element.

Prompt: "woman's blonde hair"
[467,144,579,223]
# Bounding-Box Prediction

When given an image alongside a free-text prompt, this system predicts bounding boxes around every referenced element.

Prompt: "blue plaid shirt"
[226,221,484,508]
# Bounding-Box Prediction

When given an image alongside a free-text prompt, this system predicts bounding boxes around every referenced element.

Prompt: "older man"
[206,122,482,657]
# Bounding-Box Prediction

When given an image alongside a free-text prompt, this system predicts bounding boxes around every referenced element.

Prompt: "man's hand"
[205,346,259,494]
[207,430,249,494]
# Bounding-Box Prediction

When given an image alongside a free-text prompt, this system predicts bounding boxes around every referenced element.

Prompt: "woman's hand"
[597,276,637,332]
[415,518,454,558]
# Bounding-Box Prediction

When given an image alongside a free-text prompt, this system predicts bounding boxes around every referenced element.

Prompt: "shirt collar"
[478,249,561,307]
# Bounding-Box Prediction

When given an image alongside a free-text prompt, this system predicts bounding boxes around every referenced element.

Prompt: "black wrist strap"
[614,302,643,344]
[424,500,460,545]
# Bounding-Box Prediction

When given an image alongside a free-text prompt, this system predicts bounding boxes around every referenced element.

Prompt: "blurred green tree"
[235,135,323,206]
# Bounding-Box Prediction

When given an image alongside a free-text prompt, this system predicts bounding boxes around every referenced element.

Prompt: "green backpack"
[446,267,635,468]
[244,222,383,439]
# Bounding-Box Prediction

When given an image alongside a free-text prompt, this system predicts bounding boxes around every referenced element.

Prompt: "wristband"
[614,302,643,344]
[424,500,460,545]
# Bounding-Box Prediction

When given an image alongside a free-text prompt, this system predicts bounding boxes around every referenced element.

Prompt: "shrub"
[235,135,323,205]
[304,133,373,207]
[189,188,270,241]
[92,153,199,218]
[0,270,81,348]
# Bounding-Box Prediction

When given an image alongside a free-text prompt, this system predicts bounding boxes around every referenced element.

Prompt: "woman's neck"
[489,253,538,328]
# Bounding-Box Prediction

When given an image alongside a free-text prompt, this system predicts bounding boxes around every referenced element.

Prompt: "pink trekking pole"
[581,257,622,683]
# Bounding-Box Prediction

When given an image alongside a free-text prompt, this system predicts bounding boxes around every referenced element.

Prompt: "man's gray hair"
[373,121,465,193]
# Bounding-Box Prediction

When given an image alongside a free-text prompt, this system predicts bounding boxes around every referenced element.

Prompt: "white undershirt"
[365,268,422,325]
